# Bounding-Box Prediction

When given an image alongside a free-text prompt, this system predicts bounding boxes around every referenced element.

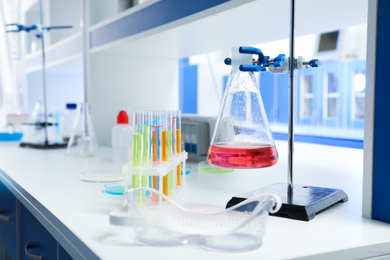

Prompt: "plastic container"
[110,187,281,251]
[112,110,133,164]
[62,103,77,142]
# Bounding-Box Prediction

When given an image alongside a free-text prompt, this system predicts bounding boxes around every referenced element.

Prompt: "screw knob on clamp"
[308,59,321,67]
[273,54,286,67]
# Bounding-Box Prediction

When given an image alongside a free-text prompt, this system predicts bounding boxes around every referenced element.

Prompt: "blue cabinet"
[59,244,73,260]
[20,204,57,260]
[0,178,74,259]
[0,181,17,260]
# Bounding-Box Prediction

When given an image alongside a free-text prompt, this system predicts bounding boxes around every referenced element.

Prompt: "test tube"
[176,111,182,186]
[152,111,162,172]
[132,111,144,191]
[167,111,173,197]
[161,111,168,196]
[143,111,151,164]
[142,112,151,198]
[171,111,177,193]
[172,111,177,156]
[151,111,162,203]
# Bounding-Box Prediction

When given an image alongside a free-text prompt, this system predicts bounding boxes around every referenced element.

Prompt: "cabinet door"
[20,204,57,260]
[58,244,73,260]
[0,180,17,260]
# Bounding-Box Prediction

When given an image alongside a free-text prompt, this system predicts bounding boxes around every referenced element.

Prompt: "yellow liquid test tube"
[151,128,158,204]
[162,130,168,196]
[176,128,181,186]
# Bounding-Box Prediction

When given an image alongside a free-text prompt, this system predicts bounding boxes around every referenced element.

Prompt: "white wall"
[189,51,230,117]
[90,54,178,145]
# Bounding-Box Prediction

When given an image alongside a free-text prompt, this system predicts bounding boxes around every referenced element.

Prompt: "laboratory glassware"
[66,103,99,157]
[166,111,174,196]
[80,170,124,183]
[110,187,281,251]
[132,111,144,190]
[142,111,152,192]
[176,111,182,186]
[218,8,346,221]
[20,101,66,147]
[207,47,278,169]
[6,2,72,149]
[151,111,162,194]
[198,160,233,173]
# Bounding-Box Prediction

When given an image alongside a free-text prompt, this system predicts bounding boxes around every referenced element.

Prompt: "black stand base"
[226,183,348,221]
[20,142,67,149]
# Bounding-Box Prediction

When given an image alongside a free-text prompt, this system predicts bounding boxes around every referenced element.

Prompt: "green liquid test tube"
[132,133,143,190]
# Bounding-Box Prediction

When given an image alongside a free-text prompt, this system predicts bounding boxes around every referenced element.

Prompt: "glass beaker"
[66,103,99,157]
[207,47,278,169]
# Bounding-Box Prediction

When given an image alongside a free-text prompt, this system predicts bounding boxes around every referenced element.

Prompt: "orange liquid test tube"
[151,129,158,203]
[162,130,168,196]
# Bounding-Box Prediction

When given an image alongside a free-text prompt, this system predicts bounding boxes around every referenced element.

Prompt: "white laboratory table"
[0,140,390,260]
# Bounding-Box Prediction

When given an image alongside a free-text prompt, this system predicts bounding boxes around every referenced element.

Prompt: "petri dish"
[80,170,124,183]
[185,165,191,175]
[198,161,234,173]
[0,132,23,141]
[104,183,128,195]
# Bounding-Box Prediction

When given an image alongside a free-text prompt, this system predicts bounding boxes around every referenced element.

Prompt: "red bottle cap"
[117,110,129,124]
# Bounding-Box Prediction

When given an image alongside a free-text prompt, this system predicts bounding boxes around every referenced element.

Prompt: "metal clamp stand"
[226,0,348,221]
[6,0,72,149]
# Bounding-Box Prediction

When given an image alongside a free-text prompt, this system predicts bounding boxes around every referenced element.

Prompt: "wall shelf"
[25,33,82,72]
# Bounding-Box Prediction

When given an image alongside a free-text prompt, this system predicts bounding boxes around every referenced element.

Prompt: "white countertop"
[0,140,389,259]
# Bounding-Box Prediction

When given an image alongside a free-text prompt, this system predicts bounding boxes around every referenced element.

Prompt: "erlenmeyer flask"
[66,102,99,157]
[207,47,278,169]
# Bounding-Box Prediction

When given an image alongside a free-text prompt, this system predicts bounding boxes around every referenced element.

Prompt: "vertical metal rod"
[82,0,91,136]
[288,0,295,195]
[82,0,90,104]
[39,0,49,145]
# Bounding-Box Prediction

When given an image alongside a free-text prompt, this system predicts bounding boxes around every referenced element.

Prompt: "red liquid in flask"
[207,143,278,169]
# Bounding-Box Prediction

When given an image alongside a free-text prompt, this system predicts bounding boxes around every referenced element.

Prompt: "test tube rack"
[123,151,188,204]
